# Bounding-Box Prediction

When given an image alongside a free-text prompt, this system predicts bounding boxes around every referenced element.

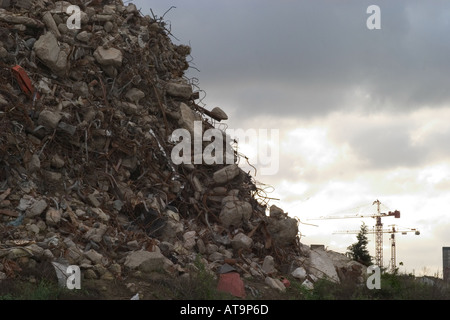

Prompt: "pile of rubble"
[0,0,366,297]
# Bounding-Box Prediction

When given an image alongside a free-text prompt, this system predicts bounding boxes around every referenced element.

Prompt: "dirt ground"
[79,273,295,300]
[0,269,298,300]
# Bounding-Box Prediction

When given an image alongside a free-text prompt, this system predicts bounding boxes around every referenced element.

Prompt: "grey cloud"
[348,124,427,169]
[134,0,450,118]
[333,120,450,171]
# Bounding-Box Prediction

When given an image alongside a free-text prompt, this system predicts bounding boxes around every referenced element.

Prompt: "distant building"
[443,247,450,282]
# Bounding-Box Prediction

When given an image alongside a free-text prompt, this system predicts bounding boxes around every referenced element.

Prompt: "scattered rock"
[265,276,286,292]
[213,164,240,184]
[166,81,192,99]
[307,247,340,283]
[231,232,253,251]
[183,231,196,250]
[84,249,104,265]
[93,46,123,67]
[124,250,172,274]
[33,32,67,76]
[262,255,277,275]
[210,107,228,121]
[269,205,285,219]
[38,110,62,130]
[125,88,145,104]
[45,208,61,226]
[302,279,314,290]
[291,267,307,281]
[267,216,298,247]
[219,200,252,228]
[26,199,47,218]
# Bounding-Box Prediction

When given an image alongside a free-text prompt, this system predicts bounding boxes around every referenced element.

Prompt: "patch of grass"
[288,272,450,300]
[0,276,99,300]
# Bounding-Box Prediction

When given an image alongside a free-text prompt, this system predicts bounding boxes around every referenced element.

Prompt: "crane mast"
[374,200,383,267]
[334,224,420,272]
[311,199,401,268]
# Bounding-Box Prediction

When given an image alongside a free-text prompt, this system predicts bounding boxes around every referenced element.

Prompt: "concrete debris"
[93,46,123,67]
[269,204,286,219]
[165,80,193,99]
[262,255,277,275]
[291,266,307,281]
[265,276,286,292]
[124,250,169,273]
[267,215,299,247]
[306,247,341,283]
[302,279,314,290]
[0,0,367,297]
[33,32,68,76]
[219,199,252,228]
[213,164,240,184]
[210,107,228,121]
[231,232,253,251]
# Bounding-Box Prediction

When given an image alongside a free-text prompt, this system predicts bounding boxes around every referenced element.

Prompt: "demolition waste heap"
[0,0,366,298]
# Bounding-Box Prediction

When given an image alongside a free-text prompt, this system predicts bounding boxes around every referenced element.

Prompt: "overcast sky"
[133,0,450,276]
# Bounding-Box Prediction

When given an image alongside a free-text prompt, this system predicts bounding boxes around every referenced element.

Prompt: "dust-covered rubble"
[0,0,367,298]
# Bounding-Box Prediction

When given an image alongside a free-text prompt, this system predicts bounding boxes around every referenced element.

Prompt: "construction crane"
[309,199,400,267]
[334,225,420,273]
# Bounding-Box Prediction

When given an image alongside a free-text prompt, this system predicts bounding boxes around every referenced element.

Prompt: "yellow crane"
[334,225,420,272]
[309,199,401,267]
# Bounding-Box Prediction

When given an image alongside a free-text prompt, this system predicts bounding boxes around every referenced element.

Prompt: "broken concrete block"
[231,232,253,251]
[85,249,104,265]
[267,216,298,247]
[178,102,202,135]
[291,267,307,281]
[269,205,285,219]
[210,107,228,121]
[46,208,61,226]
[42,12,61,37]
[33,32,67,76]
[213,164,240,184]
[27,154,41,173]
[307,249,340,283]
[183,230,197,250]
[265,276,286,292]
[262,255,276,275]
[219,200,252,228]
[26,199,47,218]
[38,110,62,129]
[83,223,108,243]
[34,32,59,65]
[64,247,83,265]
[166,81,192,99]
[125,88,145,104]
[93,46,123,67]
[302,279,314,290]
[124,250,172,273]
[76,31,92,43]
